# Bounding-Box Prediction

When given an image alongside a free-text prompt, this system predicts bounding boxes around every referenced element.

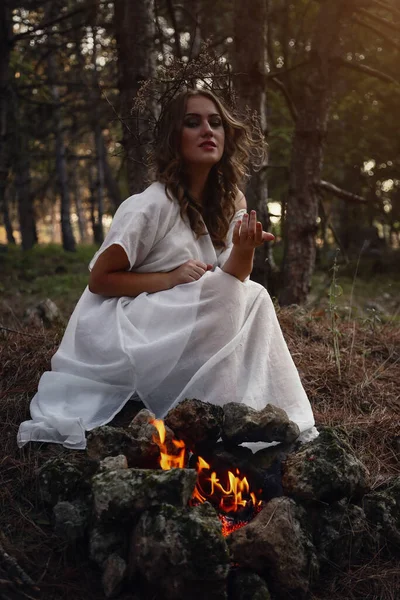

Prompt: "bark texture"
[0,2,12,243]
[15,142,36,250]
[232,1,271,286]
[280,0,373,305]
[48,52,76,252]
[114,0,156,195]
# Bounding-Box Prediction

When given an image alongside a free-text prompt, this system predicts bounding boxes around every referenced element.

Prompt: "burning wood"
[151,418,262,535]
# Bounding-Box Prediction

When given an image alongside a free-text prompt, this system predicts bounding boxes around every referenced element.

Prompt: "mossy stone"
[130,502,229,599]
[282,427,370,502]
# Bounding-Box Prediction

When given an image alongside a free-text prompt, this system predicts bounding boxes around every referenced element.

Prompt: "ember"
[152,419,262,535]
[219,505,263,537]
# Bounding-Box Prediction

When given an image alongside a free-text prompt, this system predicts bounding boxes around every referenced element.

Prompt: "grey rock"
[87,425,160,469]
[129,502,229,599]
[222,403,300,445]
[102,554,127,598]
[228,497,319,599]
[252,442,297,471]
[92,467,197,523]
[53,500,89,541]
[164,398,224,451]
[282,427,370,502]
[230,570,271,600]
[313,500,378,568]
[89,524,128,568]
[99,455,128,472]
[129,408,185,459]
[25,298,63,327]
[128,408,156,430]
[37,456,97,506]
[363,476,400,551]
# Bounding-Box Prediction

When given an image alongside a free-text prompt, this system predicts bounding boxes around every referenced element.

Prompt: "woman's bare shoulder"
[234,188,247,211]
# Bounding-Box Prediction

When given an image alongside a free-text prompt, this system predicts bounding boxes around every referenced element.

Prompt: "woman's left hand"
[232,210,275,249]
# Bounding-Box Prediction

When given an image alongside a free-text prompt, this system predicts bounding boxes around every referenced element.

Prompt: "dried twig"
[0,540,38,591]
[0,327,46,340]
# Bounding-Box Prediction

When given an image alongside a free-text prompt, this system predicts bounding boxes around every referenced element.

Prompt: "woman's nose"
[200,120,213,136]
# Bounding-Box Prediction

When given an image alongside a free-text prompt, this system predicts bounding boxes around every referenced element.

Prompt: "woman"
[18,89,316,450]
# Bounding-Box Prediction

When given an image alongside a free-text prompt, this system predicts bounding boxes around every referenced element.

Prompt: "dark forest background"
[1,0,400,308]
[1,4,400,599]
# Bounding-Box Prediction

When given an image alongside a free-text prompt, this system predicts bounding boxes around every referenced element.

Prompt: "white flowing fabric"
[17,182,316,450]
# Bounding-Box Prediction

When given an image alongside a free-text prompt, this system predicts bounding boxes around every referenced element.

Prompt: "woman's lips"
[199,142,216,150]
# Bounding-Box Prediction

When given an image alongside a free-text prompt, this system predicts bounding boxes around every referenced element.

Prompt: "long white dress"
[17,182,316,450]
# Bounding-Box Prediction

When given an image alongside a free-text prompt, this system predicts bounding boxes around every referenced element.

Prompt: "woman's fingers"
[255,221,263,244]
[233,212,275,248]
[248,211,257,238]
[240,212,249,240]
[262,231,275,242]
[232,219,241,244]
[190,260,209,279]
[191,267,205,279]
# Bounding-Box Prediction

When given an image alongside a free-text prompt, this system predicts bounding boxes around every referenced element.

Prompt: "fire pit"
[37,399,376,600]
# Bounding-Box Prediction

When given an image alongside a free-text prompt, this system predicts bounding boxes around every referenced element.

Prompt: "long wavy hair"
[151,89,266,248]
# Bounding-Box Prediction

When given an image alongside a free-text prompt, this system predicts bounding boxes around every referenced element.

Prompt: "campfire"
[151,418,262,535]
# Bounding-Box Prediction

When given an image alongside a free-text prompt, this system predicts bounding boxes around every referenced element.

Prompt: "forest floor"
[0,244,399,600]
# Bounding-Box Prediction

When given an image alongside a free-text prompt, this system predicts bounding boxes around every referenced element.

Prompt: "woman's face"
[180,95,225,170]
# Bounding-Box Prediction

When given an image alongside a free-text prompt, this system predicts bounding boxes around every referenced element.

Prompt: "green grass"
[1,243,399,327]
[309,271,400,324]
[0,243,97,321]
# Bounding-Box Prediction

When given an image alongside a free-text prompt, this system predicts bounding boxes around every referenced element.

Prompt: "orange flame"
[151,418,186,469]
[151,418,262,533]
[193,460,262,515]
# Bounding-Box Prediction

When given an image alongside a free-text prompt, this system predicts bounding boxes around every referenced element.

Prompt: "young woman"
[18,89,316,449]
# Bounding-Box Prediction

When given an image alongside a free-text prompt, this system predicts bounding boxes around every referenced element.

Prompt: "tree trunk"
[0,1,12,245]
[279,0,371,305]
[113,0,156,194]
[93,122,105,243]
[91,24,105,243]
[15,147,37,250]
[101,134,122,210]
[71,162,87,243]
[232,0,271,287]
[48,54,76,252]
[88,162,102,244]
[12,83,37,250]
[2,190,15,244]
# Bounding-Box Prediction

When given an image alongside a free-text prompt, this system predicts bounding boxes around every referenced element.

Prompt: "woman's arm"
[222,209,275,282]
[89,244,212,297]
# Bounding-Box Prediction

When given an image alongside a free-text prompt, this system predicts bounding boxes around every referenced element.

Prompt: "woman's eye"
[184,119,199,128]
[210,119,222,128]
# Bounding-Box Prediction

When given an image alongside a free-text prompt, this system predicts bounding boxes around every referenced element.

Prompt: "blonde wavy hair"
[151,89,266,248]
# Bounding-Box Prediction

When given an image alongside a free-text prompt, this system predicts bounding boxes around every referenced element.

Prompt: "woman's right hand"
[168,260,213,287]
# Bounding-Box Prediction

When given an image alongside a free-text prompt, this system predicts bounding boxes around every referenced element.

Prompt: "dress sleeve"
[215,209,246,268]
[89,186,174,271]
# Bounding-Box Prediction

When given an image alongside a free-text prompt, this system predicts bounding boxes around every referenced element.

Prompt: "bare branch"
[12,4,92,42]
[0,539,39,590]
[352,15,400,51]
[267,61,309,80]
[0,326,46,339]
[372,0,400,20]
[165,0,183,60]
[268,77,298,121]
[359,7,400,34]
[336,57,399,86]
[316,180,367,204]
